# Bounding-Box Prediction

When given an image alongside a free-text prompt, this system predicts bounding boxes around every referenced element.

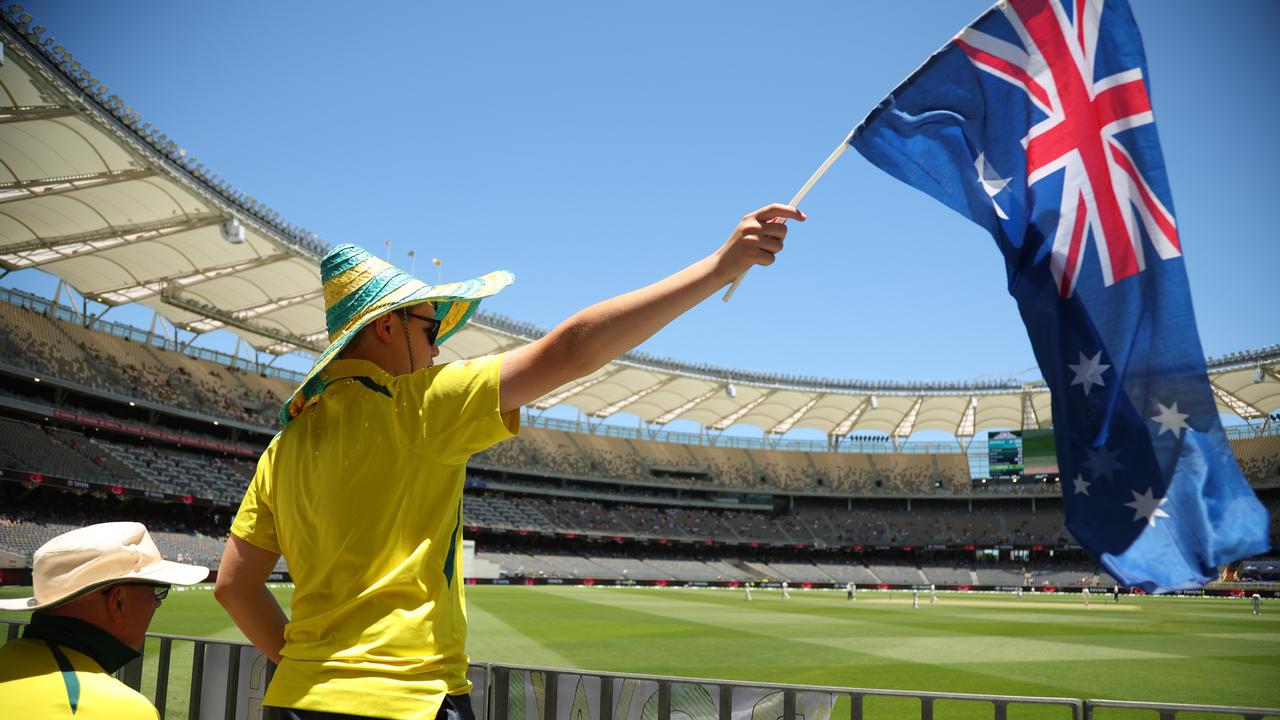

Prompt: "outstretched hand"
[713,203,806,284]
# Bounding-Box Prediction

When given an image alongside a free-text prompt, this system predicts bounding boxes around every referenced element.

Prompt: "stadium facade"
[2,6,1280,718]
[0,2,1277,593]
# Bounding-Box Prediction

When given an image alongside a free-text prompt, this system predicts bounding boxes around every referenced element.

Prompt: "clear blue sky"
[8,0,1279,387]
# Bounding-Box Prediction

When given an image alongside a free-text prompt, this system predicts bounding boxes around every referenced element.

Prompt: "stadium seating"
[1233,434,1280,484]
[0,300,290,425]
[2,292,1278,589]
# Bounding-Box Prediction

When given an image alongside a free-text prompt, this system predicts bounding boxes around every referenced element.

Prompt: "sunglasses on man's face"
[102,583,172,603]
[401,311,441,346]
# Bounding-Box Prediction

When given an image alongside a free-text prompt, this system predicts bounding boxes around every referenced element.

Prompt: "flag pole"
[721,139,850,302]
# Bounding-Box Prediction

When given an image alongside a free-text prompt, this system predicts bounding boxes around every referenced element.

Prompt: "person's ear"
[370,312,397,344]
[104,585,128,624]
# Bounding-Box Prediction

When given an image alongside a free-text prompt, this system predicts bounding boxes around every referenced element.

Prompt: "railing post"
[155,636,173,718]
[188,641,206,720]
[850,693,864,720]
[921,696,934,720]
[6,622,19,641]
[544,670,558,720]
[783,690,796,720]
[659,680,671,720]
[720,685,733,720]
[993,701,1007,720]
[601,675,614,720]
[224,646,241,720]
[118,654,143,691]
[1159,712,1176,720]
[493,667,510,720]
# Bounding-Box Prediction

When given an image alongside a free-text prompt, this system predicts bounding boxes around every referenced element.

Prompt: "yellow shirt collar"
[320,359,396,387]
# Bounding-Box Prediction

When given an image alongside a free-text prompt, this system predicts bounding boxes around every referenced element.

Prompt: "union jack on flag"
[955,0,1180,298]
[850,0,1268,592]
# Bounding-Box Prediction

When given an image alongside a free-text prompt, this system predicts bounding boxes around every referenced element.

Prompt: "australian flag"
[850,0,1269,592]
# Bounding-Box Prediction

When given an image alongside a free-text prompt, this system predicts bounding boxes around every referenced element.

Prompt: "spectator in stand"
[0,522,208,719]
[215,205,800,720]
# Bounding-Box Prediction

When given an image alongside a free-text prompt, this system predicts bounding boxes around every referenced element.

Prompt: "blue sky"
[8,0,1279,390]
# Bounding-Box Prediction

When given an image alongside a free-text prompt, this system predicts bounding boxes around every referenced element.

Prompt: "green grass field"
[4,584,1279,718]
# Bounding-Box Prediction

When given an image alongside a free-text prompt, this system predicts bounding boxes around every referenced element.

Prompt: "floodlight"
[220,218,245,245]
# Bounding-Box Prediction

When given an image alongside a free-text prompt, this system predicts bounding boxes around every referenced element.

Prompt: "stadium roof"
[1,7,1277,439]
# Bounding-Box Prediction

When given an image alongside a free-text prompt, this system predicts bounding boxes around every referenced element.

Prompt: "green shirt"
[232,355,517,720]
[0,614,153,719]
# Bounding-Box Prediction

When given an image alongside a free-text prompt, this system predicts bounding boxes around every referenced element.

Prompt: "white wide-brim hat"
[0,521,209,611]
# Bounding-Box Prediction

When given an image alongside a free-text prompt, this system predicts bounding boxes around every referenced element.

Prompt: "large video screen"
[1021,428,1059,476]
[987,431,1022,478]
[987,429,1058,478]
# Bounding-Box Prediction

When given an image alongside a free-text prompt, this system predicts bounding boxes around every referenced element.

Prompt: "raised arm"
[499,204,803,413]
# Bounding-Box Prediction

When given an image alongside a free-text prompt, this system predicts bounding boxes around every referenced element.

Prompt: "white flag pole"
[721,139,851,302]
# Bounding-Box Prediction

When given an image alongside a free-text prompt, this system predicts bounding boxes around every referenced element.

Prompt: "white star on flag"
[1073,474,1090,495]
[1125,488,1171,527]
[974,151,1010,220]
[1151,401,1191,439]
[1083,446,1124,481]
[1068,351,1110,396]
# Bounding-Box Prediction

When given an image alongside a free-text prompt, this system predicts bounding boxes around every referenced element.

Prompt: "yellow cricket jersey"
[231,355,518,720]
[0,616,156,720]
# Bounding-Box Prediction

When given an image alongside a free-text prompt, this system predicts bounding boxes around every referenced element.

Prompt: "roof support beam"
[1209,382,1263,420]
[0,168,155,204]
[160,287,324,353]
[0,212,223,268]
[92,252,293,304]
[769,394,821,435]
[531,369,621,410]
[955,395,977,438]
[0,105,75,123]
[591,376,678,419]
[832,399,871,437]
[893,396,924,438]
[230,287,323,320]
[1021,391,1041,430]
[648,387,718,426]
[709,390,774,431]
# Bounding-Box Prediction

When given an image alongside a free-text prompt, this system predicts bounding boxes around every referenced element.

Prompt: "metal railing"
[3,621,1277,720]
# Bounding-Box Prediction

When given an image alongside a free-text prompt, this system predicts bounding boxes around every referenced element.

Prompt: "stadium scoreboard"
[987,429,1059,479]
[988,431,1023,477]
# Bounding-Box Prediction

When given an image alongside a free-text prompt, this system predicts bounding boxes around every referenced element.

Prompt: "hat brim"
[0,559,210,612]
[280,269,514,427]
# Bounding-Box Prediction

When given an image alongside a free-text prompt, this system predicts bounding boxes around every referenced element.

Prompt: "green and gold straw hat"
[280,243,513,427]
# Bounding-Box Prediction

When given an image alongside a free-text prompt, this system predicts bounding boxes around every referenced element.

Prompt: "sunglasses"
[400,310,442,346]
[103,583,171,603]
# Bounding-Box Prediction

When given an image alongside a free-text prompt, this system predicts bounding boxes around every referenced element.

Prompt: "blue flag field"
[849,0,1269,592]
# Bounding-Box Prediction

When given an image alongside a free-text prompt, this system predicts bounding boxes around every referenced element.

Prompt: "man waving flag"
[849,0,1268,592]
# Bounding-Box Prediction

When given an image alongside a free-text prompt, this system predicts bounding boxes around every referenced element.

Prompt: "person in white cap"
[0,522,208,719]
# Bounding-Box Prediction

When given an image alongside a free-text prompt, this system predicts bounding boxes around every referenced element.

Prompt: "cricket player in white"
[1016,585,1023,601]
[1252,593,1262,615]
[744,582,752,601]
[1082,587,1091,607]
[847,581,856,602]
[912,589,919,609]
[930,583,937,605]
[781,581,791,599]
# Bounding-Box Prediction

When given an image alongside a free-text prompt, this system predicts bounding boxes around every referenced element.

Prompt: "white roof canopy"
[2,9,1276,439]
